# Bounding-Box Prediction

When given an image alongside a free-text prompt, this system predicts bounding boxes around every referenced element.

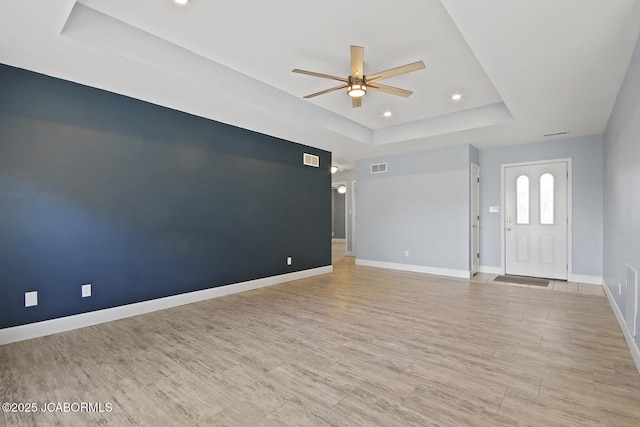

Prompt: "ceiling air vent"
[303,153,319,168]
[371,163,387,174]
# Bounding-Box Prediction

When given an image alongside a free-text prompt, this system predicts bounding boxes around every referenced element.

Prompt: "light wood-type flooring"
[1,243,639,426]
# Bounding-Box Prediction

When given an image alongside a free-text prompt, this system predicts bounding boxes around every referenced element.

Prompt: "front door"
[504,161,568,280]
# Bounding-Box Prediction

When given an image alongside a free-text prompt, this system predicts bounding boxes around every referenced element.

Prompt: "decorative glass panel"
[516,175,529,224]
[540,173,554,224]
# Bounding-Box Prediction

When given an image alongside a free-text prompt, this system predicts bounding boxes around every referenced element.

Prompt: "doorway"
[331,182,348,262]
[503,160,570,280]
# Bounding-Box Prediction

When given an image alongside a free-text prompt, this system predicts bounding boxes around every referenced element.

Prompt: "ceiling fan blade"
[352,97,362,108]
[351,45,364,79]
[303,84,349,99]
[367,83,413,98]
[366,60,426,82]
[292,69,348,83]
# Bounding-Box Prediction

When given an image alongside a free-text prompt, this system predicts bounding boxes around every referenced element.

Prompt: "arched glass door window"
[540,173,554,224]
[516,175,529,224]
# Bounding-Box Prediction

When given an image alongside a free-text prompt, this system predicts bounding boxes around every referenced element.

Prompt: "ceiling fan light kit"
[347,80,366,98]
[293,45,425,108]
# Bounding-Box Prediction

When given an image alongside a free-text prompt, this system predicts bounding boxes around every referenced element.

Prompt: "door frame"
[500,158,572,277]
[470,163,480,275]
[350,181,357,256]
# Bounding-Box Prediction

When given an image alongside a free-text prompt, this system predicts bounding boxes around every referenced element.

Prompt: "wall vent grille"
[371,163,387,174]
[626,264,638,339]
[303,153,319,168]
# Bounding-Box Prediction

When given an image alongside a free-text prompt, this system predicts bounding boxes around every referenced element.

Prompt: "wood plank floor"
[1,246,639,426]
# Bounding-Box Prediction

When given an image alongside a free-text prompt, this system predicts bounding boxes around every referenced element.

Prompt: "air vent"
[626,264,638,339]
[543,131,569,137]
[303,153,319,168]
[371,163,387,174]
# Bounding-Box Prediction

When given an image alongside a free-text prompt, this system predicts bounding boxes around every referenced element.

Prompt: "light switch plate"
[25,291,38,307]
[82,284,91,298]
[489,206,500,213]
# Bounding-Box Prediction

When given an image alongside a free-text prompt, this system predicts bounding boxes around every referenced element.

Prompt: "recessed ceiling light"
[174,0,189,5]
[451,93,462,101]
[383,111,392,117]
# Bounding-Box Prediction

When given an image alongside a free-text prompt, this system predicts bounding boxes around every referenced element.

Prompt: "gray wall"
[470,145,480,166]
[603,31,640,342]
[356,144,472,271]
[478,135,604,277]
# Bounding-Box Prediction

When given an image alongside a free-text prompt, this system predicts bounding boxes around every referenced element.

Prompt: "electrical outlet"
[25,291,38,307]
[404,250,409,257]
[287,257,292,266]
[82,284,92,298]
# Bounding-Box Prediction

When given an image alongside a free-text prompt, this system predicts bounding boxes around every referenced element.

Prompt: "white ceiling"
[1,0,640,170]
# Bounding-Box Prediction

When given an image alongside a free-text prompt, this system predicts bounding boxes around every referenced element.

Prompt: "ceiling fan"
[292,45,425,108]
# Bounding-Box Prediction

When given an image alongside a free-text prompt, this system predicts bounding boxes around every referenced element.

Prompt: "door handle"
[506,227,511,231]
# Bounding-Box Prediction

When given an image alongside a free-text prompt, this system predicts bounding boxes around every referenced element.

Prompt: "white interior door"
[504,161,568,279]
[471,164,480,275]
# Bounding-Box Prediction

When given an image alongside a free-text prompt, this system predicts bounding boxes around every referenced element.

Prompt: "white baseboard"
[332,238,346,243]
[478,265,502,275]
[475,267,603,285]
[0,266,333,346]
[355,259,470,279]
[568,274,603,285]
[602,280,640,374]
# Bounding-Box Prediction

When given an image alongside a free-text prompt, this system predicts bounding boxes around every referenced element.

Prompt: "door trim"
[350,180,357,256]
[471,163,480,275]
[500,158,572,278]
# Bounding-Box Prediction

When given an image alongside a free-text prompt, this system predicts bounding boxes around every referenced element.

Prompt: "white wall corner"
[568,274,603,285]
[478,265,502,275]
[355,259,471,279]
[0,265,333,346]
[602,280,640,374]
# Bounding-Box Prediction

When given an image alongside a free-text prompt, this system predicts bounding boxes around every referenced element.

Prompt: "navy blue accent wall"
[0,64,331,329]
